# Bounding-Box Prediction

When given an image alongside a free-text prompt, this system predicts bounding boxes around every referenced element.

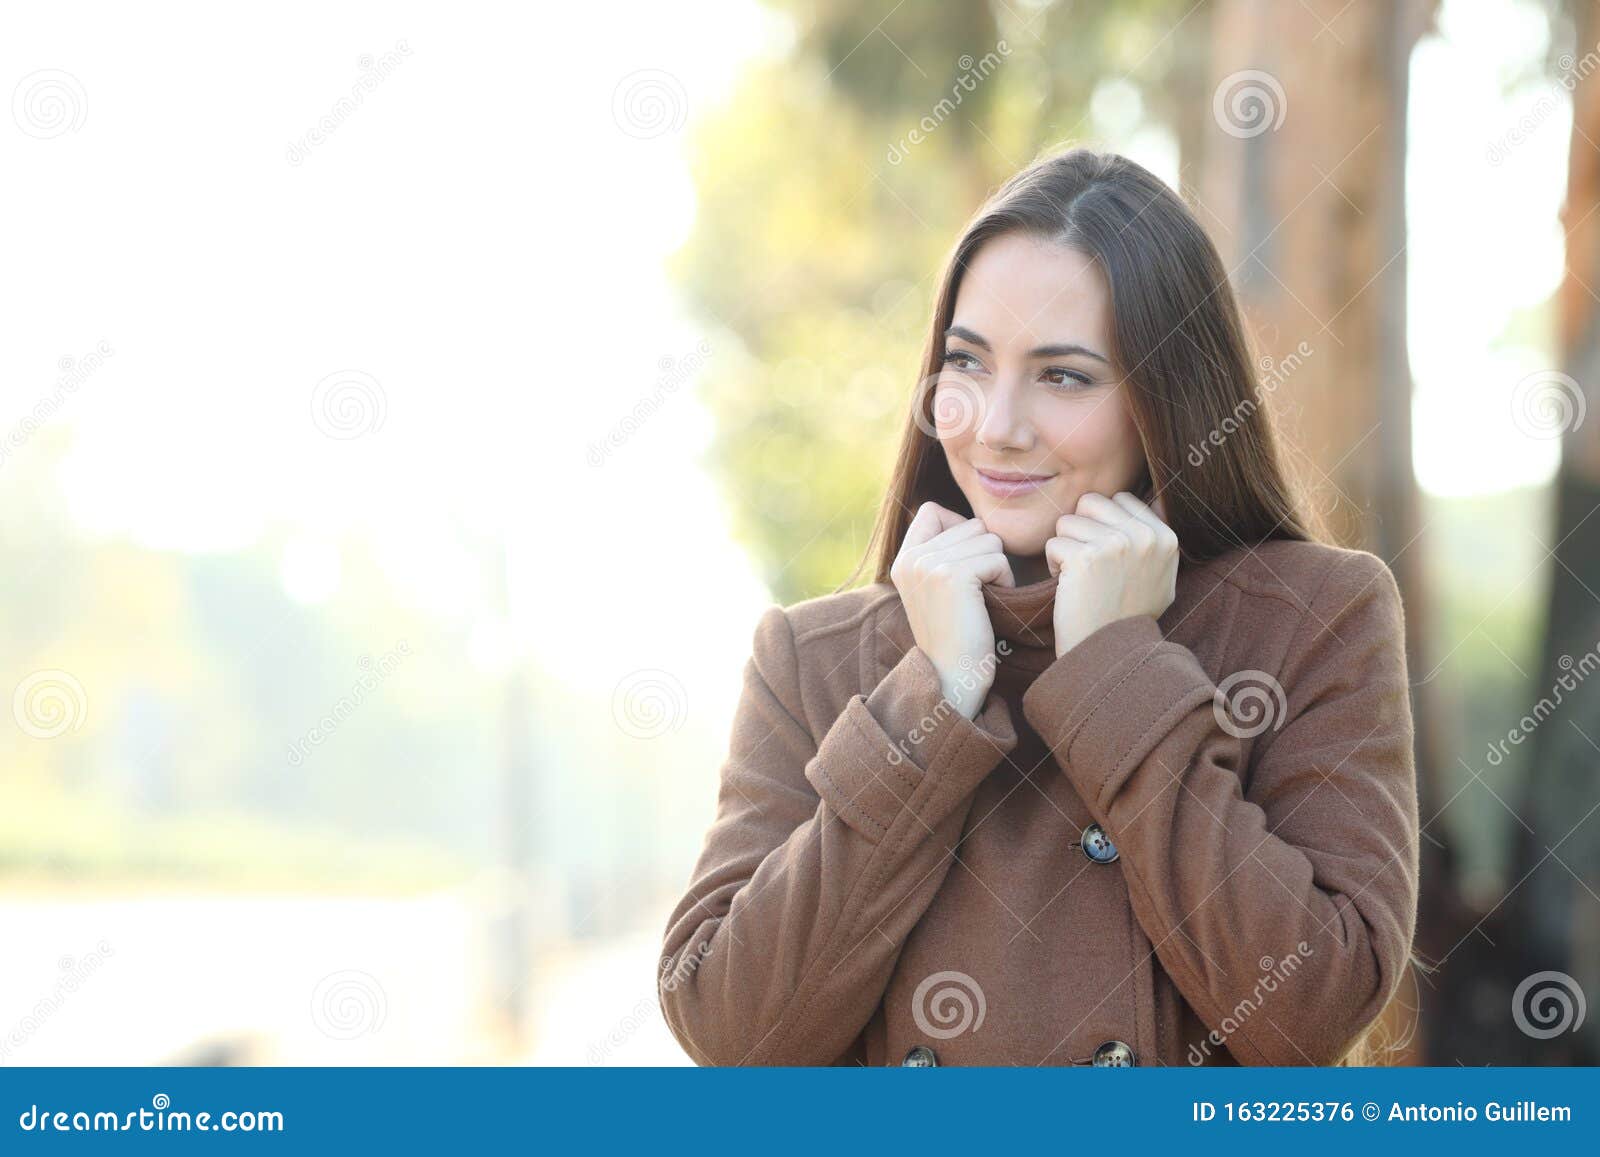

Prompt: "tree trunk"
[1198,0,1437,1064]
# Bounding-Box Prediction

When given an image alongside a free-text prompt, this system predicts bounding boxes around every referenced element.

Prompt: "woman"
[657,147,1419,1067]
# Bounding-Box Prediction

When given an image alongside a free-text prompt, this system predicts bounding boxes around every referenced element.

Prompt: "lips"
[973,466,1056,498]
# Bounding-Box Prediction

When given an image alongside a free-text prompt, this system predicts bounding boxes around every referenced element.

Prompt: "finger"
[1045,536,1081,579]
[900,502,946,551]
[962,552,1015,588]
[1111,490,1173,540]
[901,502,969,551]
[940,553,1017,588]
[1074,490,1138,526]
[921,532,1005,566]
[910,516,990,561]
[923,501,969,533]
[1079,491,1154,553]
[1052,513,1118,543]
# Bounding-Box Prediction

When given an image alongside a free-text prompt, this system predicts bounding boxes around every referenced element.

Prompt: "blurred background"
[1,0,1597,1065]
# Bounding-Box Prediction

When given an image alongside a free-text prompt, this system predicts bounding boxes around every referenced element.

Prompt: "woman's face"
[935,232,1147,560]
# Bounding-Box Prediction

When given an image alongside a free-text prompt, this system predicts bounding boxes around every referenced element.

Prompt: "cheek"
[936,407,975,472]
[1038,399,1139,471]
[932,383,982,446]
[936,422,970,455]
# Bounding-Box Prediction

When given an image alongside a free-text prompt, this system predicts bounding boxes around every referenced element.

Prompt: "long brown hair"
[841,146,1323,592]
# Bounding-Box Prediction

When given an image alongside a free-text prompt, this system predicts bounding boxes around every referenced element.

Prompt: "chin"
[971,503,1053,558]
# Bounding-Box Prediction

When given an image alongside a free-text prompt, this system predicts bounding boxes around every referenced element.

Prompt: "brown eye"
[1043,366,1093,389]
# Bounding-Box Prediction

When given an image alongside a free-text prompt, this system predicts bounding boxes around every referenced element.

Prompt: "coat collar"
[983,575,1060,667]
[873,551,1228,683]
[870,573,1062,681]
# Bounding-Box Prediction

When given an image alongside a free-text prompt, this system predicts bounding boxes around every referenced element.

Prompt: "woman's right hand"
[889,501,1014,719]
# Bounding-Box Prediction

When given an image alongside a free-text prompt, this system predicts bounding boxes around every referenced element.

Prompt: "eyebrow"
[945,324,1110,365]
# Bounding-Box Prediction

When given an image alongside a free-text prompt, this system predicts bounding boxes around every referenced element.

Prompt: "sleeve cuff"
[804,645,1017,842]
[1020,614,1214,804]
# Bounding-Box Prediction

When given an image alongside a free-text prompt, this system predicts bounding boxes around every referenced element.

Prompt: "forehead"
[951,232,1110,351]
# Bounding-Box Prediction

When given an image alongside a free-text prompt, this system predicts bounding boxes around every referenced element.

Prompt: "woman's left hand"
[1046,490,1179,657]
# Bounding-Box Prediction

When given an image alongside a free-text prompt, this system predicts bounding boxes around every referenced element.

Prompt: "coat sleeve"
[1020,550,1419,1066]
[658,604,1019,1065]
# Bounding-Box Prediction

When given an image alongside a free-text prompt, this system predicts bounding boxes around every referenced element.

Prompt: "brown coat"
[658,538,1419,1066]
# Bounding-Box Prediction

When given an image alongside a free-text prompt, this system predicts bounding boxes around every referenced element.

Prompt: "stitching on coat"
[792,587,899,647]
[858,617,875,721]
[844,696,922,819]
[1098,683,1216,806]
[857,610,977,798]
[885,753,920,799]
[764,607,821,761]
[809,761,887,841]
[1211,543,1357,613]
[1064,641,1168,774]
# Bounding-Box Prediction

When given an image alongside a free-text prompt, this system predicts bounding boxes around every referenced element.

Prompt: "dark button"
[1080,823,1119,863]
[902,1044,938,1067]
[1091,1039,1136,1066]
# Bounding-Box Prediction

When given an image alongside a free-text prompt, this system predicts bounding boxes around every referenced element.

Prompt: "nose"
[975,377,1032,453]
